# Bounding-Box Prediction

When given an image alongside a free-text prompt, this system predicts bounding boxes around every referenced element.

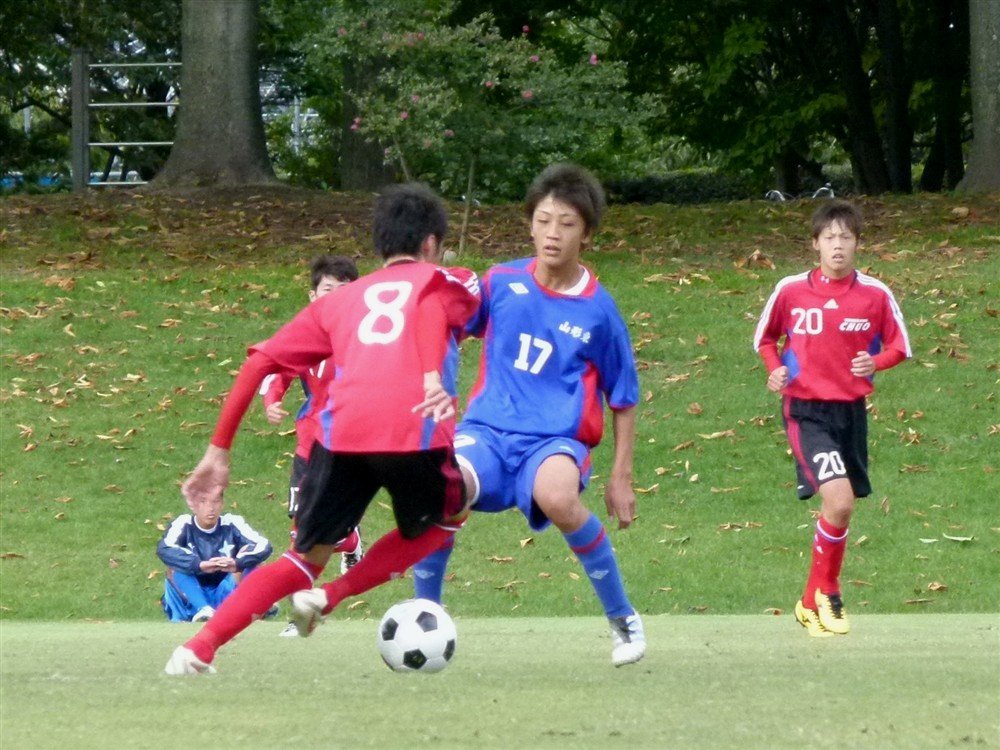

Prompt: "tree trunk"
[155,0,276,187]
[957,0,1000,191]
[339,60,395,191]
[920,0,967,191]
[874,0,913,192]
[824,0,891,193]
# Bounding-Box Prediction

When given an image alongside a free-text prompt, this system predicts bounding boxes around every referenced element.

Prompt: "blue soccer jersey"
[461,258,639,447]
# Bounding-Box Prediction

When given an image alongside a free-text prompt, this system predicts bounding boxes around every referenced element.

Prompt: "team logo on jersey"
[823,299,839,310]
[839,317,871,332]
[508,282,529,295]
[558,320,592,343]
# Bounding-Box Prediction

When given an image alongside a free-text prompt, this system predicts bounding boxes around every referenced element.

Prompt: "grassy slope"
[1,616,997,749]
[1,190,998,621]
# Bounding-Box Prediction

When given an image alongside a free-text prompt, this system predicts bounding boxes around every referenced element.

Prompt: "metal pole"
[71,49,91,192]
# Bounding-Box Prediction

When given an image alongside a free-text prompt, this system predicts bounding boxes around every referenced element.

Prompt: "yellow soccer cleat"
[814,589,850,635]
[794,599,834,638]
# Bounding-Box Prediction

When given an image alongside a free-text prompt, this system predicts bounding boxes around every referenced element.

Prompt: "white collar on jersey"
[561,267,590,296]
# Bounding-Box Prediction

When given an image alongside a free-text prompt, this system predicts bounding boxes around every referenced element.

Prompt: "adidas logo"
[509,282,529,295]
[589,569,610,580]
[823,299,839,309]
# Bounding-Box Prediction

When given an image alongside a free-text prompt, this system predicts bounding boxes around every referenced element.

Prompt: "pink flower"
[485,80,495,88]
[589,53,599,65]
[338,27,347,37]
[444,129,455,138]
[522,25,530,34]
[416,32,425,41]
[530,55,540,63]
[521,89,533,99]
[399,111,409,120]
[410,94,421,103]
[350,116,362,132]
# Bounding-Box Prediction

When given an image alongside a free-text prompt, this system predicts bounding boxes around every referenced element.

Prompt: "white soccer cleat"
[164,646,216,675]
[278,622,300,638]
[340,537,364,575]
[609,613,647,667]
[290,588,329,637]
[191,605,215,623]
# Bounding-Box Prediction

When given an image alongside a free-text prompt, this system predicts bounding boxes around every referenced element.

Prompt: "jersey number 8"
[358,282,413,345]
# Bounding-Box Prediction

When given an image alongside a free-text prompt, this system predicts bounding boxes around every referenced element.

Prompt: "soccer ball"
[377,598,456,674]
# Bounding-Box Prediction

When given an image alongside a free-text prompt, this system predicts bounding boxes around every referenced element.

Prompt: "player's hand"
[766,365,789,392]
[182,444,230,511]
[851,351,876,377]
[604,474,636,530]
[413,371,455,423]
[265,401,289,425]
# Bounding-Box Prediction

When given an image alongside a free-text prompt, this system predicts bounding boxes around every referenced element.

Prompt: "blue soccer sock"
[411,536,456,604]
[563,513,633,619]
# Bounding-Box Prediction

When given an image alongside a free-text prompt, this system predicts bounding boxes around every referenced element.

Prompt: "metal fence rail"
[71,49,179,190]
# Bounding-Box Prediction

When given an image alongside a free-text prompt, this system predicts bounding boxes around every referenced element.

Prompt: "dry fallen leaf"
[927,582,948,592]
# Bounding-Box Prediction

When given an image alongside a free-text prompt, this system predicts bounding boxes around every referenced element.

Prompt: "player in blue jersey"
[413,163,645,666]
[157,495,273,622]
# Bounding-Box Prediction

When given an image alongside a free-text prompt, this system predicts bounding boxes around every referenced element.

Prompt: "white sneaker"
[609,613,646,667]
[278,622,300,638]
[191,605,215,623]
[290,588,329,637]
[164,646,216,675]
[340,537,364,575]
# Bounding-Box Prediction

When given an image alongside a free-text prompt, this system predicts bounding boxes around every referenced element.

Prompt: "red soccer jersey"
[259,361,332,460]
[753,268,910,401]
[251,260,479,453]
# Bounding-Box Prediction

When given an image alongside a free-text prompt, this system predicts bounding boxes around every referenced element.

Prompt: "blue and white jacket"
[157,513,273,586]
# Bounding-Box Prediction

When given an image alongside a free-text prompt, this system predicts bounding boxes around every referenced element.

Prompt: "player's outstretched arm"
[605,407,637,530]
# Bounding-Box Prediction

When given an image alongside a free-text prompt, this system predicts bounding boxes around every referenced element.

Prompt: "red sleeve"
[260,370,295,408]
[211,351,283,449]
[252,295,335,373]
[415,268,481,373]
[872,348,906,371]
[754,286,786,372]
[759,344,784,373]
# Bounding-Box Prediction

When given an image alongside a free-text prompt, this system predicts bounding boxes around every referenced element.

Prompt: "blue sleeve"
[594,299,640,410]
[225,515,273,571]
[464,270,492,338]
[156,517,202,575]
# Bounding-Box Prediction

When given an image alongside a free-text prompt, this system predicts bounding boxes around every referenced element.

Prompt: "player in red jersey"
[165,183,480,675]
[261,256,363,566]
[753,199,910,637]
[260,254,363,636]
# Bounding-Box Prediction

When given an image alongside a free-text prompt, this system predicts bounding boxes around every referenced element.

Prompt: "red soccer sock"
[802,518,848,609]
[319,525,454,614]
[332,527,361,555]
[185,551,323,663]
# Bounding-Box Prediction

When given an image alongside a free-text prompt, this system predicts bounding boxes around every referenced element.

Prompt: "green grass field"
[1,616,997,749]
[1,190,998,747]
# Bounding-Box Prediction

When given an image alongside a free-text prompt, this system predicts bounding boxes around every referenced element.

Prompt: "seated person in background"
[157,496,273,622]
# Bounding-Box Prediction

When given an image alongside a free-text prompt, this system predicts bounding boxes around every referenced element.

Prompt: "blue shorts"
[455,424,592,531]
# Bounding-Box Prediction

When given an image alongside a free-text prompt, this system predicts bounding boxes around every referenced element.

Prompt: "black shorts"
[782,397,870,500]
[293,444,465,552]
[288,454,309,518]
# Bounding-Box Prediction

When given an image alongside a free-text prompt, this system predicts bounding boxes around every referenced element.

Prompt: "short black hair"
[811,200,863,239]
[524,163,606,233]
[372,183,448,259]
[310,254,359,289]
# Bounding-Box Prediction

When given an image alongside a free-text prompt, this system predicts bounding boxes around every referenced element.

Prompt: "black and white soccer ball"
[377,598,456,674]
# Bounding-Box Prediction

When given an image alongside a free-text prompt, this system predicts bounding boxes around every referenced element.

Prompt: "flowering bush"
[306,1,651,202]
